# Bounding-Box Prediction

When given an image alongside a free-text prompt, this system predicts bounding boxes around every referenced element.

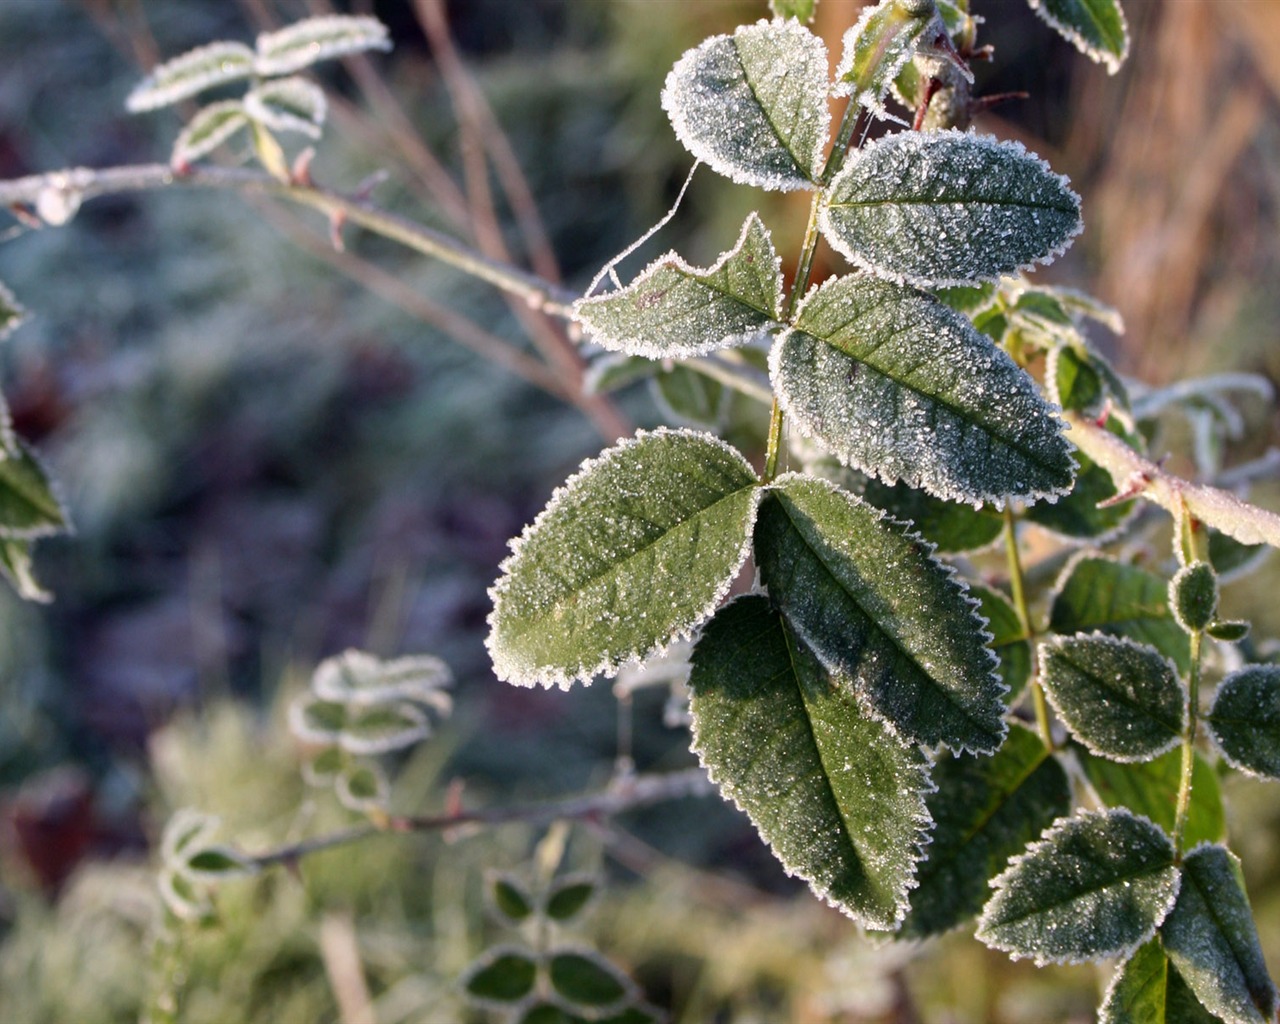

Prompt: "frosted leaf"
[338,702,431,755]
[171,101,251,168]
[311,649,452,709]
[574,214,783,359]
[1101,938,1222,1024]
[1160,845,1278,1024]
[754,475,1006,752]
[833,0,955,115]
[301,746,345,787]
[487,429,761,688]
[487,871,535,924]
[461,945,539,1009]
[243,76,327,139]
[772,274,1075,506]
[976,808,1180,965]
[661,19,831,191]
[1026,451,1137,542]
[160,808,221,865]
[583,353,658,396]
[0,538,52,603]
[770,0,817,21]
[969,585,1032,699]
[288,694,346,744]
[543,875,598,923]
[689,595,932,928]
[125,41,255,112]
[652,364,729,429]
[159,868,214,923]
[0,281,25,343]
[1171,561,1219,634]
[896,725,1070,939]
[1079,747,1225,850]
[0,440,71,540]
[820,130,1082,287]
[1029,0,1130,75]
[183,845,255,882]
[336,760,389,811]
[1207,666,1280,780]
[254,15,391,77]
[1039,633,1185,763]
[548,947,637,1010]
[1050,554,1191,675]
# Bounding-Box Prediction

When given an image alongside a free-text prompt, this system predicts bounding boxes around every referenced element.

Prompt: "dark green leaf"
[0,441,69,539]
[548,950,634,1009]
[462,947,539,1005]
[1039,633,1184,762]
[977,809,1179,965]
[184,846,254,879]
[1049,555,1191,674]
[171,101,251,166]
[1079,747,1224,850]
[1028,0,1129,74]
[661,20,831,190]
[971,585,1032,700]
[1207,621,1250,643]
[544,876,597,922]
[770,0,818,22]
[487,429,760,688]
[1025,450,1135,541]
[898,725,1070,939]
[754,476,1006,752]
[489,873,534,923]
[1207,666,1280,779]
[0,537,51,603]
[160,809,220,864]
[1208,529,1269,583]
[336,761,388,811]
[1161,845,1278,1024]
[820,130,1082,287]
[575,215,782,359]
[1100,938,1224,1024]
[126,41,256,112]
[689,596,931,927]
[834,0,949,113]
[772,275,1074,505]
[254,15,391,76]
[1172,562,1218,634]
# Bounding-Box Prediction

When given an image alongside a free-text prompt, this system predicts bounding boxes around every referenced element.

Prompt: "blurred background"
[0,1,1277,1021]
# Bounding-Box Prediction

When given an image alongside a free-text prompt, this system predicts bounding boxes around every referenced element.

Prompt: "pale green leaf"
[977,808,1180,965]
[461,946,539,1007]
[652,365,728,429]
[1029,0,1129,74]
[301,745,345,787]
[126,41,256,112]
[689,595,932,927]
[311,649,452,707]
[0,538,52,603]
[339,702,431,755]
[820,130,1082,287]
[1040,633,1185,762]
[834,0,950,113]
[548,949,635,1009]
[575,214,782,358]
[770,0,818,22]
[171,101,251,167]
[583,354,659,396]
[254,15,391,76]
[898,725,1070,939]
[159,868,214,923]
[160,808,221,865]
[288,694,346,743]
[335,760,389,811]
[661,19,831,190]
[0,281,26,342]
[1161,845,1278,1024]
[1079,747,1225,850]
[754,475,1006,752]
[1101,938,1224,1024]
[772,275,1074,505]
[0,440,70,539]
[1048,343,1130,419]
[487,429,760,688]
[243,76,327,139]
[971,585,1032,700]
[1207,666,1280,780]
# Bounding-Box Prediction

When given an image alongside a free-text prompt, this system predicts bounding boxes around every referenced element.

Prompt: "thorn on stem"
[290,147,316,187]
[329,210,347,252]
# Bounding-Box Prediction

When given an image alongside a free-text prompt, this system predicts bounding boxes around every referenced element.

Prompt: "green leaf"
[661,20,831,190]
[1028,0,1129,74]
[1050,344,1123,418]
[1101,938,1224,1024]
[461,946,539,1006]
[1039,634,1185,762]
[1049,555,1191,674]
[933,281,998,316]
[288,695,347,743]
[584,354,659,396]
[301,745,346,787]
[544,876,597,923]
[834,0,951,114]
[339,702,431,755]
[820,130,1082,287]
[243,76,327,139]
[254,15,391,77]
[771,0,818,21]
[489,873,535,924]
[1171,562,1218,634]
[1160,845,1278,1024]
[335,761,388,811]
[159,868,214,923]
[898,725,1070,939]
[1207,666,1280,779]
[171,101,251,167]
[160,808,221,865]
[487,429,761,688]
[184,846,255,880]
[575,214,782,359]
[0,440,70,539]
[548,949,635,1009]
[971,585,1032,700]
[1208,529,1269,584]
[1079,747,1225,850]
[652,365,728,429]
[772,275,1074,505]
[0,281,26,342]
[1024,450,1135,541]
[689,595,931,927]
[1207,621,1250,643]
[0,537,51,603]
[312,649,452,707]
[126,41,256,112]
[977,809,1180,965]
[753,476,1006,752]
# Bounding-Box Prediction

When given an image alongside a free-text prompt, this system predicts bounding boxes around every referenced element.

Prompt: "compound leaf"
[1160,845,1278,1024]
[0,440,70,539]
[1207,666,1280,779]
[487,429,760,688]
[1028,0,1129,74]
[821,130,1082,287]
[126,41,256,112]
[898,725,1070,939]
[1079,747,1225,850]
[754,475,1006,752]
[772,275,1074,505]
[661,19,831,190]
[575,214,783,358]
[254,15,391,76]
[689,595,931,928]
[1101,938,1223,1024]
[977,808,1180,965]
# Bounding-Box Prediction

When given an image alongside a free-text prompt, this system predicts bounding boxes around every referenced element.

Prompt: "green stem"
[1004,508,1052,749]
[1172,629,1203,859]
[820,99,863,185]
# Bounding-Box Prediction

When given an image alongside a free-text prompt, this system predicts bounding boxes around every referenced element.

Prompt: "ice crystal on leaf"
[125,41,256,113]
[171,102,252,167]
[1101,938,1222,1024]
[1029,0,1130,75]
[254,15,391,77]
[661,19,831,191]
[834,0,957,116]
[243,77,328,139]
[1207,666,1280,780]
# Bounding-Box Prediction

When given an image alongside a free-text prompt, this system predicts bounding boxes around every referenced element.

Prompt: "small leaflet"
[336,760,389,811]
[0,440,72,540]
[753,474,1006,753]
[661,19,831,191]
[243,76,328,139]
[460,946,540,1008]
[977,808,1180,966]
[769,0,818,23]
[1160,845,1278,1024]
[254,15,392,77]
[0,281,25,343]
[171,101,252,168]
[1100,938,1222,1024]
[125,41,256,113]
[820,129,1083,287]
[1039,633,1185,763]
[897,725,1069,939]
[689,595,932,928]
[486,429,761,688]
[547,948,637,1010]
[772,274,1075,506]
[574,214,783,359]
[1028,0,1130,75]
[833,0,952,115]
[1206,666,1280,780]
[1170,561,1218,634]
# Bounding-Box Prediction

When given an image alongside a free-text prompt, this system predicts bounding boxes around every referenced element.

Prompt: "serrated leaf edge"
[1027,0,1130,74]
[1205,666,1280,781]
[0,440,74,540]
